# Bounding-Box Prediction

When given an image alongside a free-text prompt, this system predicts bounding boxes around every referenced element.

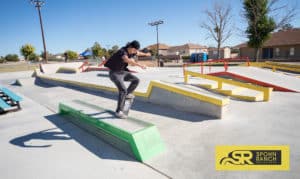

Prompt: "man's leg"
[109,71,127,112]
[124,71,140,95]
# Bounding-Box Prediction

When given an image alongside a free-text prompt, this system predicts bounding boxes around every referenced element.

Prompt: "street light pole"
[30,0,47,63]
[148,20,164,67]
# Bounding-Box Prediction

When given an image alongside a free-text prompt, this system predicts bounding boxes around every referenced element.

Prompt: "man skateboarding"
[104,40,151,118]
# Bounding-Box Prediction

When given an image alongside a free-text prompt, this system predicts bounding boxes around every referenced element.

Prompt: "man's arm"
[122,55,146,69]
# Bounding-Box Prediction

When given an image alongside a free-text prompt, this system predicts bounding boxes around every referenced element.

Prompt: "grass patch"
[0,62,39,73]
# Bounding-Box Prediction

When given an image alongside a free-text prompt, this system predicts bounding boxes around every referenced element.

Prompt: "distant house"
[146,43,169,56]
[208,47,231,59]
[167,43,207,56]
[52,53,63,59]
[234,28,300,61]
[146,43,207,57]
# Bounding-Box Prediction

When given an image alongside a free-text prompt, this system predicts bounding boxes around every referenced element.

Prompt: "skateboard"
[123,97,134,115]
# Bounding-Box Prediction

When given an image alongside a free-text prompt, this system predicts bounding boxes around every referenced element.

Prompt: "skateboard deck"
[123,97,134,115]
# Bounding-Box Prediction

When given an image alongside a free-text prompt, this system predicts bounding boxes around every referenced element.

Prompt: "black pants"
[109,71,139,112]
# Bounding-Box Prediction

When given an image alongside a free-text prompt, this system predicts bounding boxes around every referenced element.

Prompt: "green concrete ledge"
[59,100,165,162]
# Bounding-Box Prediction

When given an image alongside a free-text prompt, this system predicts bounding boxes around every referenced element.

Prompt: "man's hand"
[140,64,147,69]
[137,49,152,57]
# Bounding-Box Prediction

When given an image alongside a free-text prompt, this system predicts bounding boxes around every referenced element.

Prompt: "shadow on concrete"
[10,128,71,148]
[97,73,109,77]
[9,114,135,161]
[45,114,135,161]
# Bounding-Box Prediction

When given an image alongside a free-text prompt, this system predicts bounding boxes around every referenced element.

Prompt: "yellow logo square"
[216,145,289,170]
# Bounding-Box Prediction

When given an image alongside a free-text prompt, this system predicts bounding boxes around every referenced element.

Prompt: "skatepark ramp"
[14,77,36,87]
[36,69,229,118]
[0,86,22,113]
[184,70,273,102]
[59,100,165,162]
[40,62,87,74]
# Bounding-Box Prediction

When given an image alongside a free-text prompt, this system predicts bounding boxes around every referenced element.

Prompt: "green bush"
[65,50,78,60]
[28,53,40,62]
[181,56,190,60]
[0,57,5,63]
[5,54,19,62]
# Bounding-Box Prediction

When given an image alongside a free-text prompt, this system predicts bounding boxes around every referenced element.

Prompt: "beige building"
[235,28,300,61]
[208,47,231,59]
[146,43,169,56]
[167,43,207,56]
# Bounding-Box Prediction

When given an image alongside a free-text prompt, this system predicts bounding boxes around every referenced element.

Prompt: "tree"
[112,45,119,52]
[28,53,39,62]
[243,0,296,61]
[148,47,158,57]
[0,56,4,63]
[20,44,35,61]
[5,54,19,62]
[279,23,293,31]
[65,50,78,60]
[92,42,105,58]
[107,45,119,57]
[201,2,233,59]
[267,0,297,29]
[40,51,51,58]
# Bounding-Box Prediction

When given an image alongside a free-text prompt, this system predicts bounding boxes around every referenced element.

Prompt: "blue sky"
[0,0,299,57]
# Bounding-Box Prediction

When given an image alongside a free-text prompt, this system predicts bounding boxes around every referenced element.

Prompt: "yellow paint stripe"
[198,84,217,89]
[250,62,300,73]
[231,93,263,101]
[265,61,300,69]
[263,64,300,73]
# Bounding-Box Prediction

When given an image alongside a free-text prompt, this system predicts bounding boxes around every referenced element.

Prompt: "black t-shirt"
[104,47,136,71]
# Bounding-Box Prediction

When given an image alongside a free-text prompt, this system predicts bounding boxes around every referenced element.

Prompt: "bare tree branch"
[267,0,297,29]
[200,2,233,59]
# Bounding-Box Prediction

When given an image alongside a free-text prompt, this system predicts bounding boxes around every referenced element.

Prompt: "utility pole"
[30,0,47,63]
[148,20,164,67]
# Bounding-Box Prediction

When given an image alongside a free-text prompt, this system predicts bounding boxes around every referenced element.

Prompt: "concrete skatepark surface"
[0,65,300,179]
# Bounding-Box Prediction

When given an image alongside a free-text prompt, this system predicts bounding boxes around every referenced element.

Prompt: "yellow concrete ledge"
[231,93,263,102]
[36,73,228,107]
[198,83,262,101]
[185,70,272,101]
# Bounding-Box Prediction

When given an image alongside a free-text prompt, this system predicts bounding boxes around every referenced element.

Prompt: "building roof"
[208,47,230,51]
[146,43,169,50]
[184,43,207,49]
[234,28,300,48]
[168,43,207,51]
[264,28,300,47]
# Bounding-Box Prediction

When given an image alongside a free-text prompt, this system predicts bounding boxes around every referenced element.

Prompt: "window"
[290,47,295,56]
[275,48,280,56]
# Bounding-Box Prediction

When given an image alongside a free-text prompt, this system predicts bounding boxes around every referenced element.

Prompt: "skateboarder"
[104,40,151,118]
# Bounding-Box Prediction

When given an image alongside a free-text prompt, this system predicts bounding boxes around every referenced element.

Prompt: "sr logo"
[220,150,254,165]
